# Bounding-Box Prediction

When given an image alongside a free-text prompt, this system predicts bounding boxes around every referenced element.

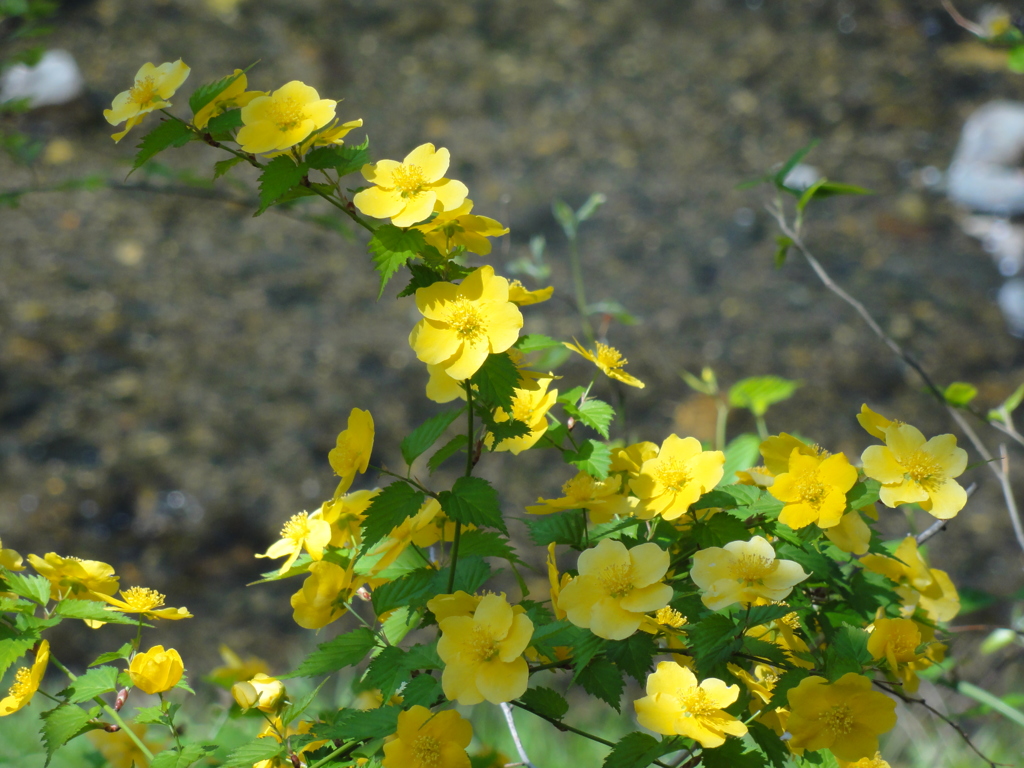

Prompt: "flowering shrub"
[0,60,1000,768]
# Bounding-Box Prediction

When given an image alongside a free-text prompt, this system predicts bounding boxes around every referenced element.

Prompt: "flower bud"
[233,673,285,712]
[129,646,184,695]
[231,681,259,710]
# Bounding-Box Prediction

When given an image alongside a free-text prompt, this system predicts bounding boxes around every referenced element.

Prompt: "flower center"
[781,611,801,631]
[7,667,31,698]
[281,512,313,542]
[599,563,634,598]
[794,471,826,507]
[266,96,308,132]
[120,587,165,611]
[392,163,427,196]
[676,686,714,718]
[733,553,773,583]
[562,474,598,501]
[510,395,536,423]
[901,450,943,491]
[412,734,441,767]
[821,703,854,735]
[654,458,692,493]
[469,625,500,662]
[595,342,626,370]
[444,297,485,342]
[888,630,920,662]
[129,77,159,106]
[655,607,686,628]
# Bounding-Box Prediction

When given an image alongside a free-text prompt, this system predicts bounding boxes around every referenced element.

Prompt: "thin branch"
[500,703,539,768]
[917,483,977,544]
[941,0,986,37]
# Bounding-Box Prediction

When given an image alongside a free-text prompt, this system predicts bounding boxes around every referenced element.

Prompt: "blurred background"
[3,0,1024,758]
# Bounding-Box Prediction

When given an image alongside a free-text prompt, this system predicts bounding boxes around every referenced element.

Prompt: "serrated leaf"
[484,412,533,445]
[456,529,520,563]
[189,70,245,115]
[41,704,93,761]
[577,658,624,711]
[284,627,380,678]
[722,433,761,483]
[305,144,369,176]
[748,721,790,768]
[775,543,836,581]
[279,680,325,728]
[689,614,742,677]
[827,625,872,667]
[360,483,427,554]
[223,738,284,768]
[519,686,569,720]
[314,706,400,741]
[131,119,193,174]
[206,108,243,134]
[61,665,118,703]
[4,572,50,605]
[402,407,464,466]
[740,637,790,667]
[524,509,587,547]
[134,705,167,725]
[398,262,446,298]
[256,155,307,215]
[728,376,801,417]
[944,381,978,408]
[570,631,607,675]
[362,646,411,701]
[371,568,437,615]
[694,511,753,548]
[602,732,676,768]
[604,632,657,683]
[746,604,795,627]
[0,636,38,679]
[213,156,245,180]
[433,556,492,595]
[700,737,766,768]
[150,744,219,768]
[439,476,507,534]
[427,434,468,473]
[515,334,564,353]
[566,439,612,479]
[845,479,880,509]
[91,642,134,667]
[399,673,442,708]
[470,352,520,411]
[572,399,614,439]
[54,600,148,626]
[369,225,426,298]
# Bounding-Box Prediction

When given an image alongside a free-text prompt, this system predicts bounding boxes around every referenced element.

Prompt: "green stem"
[446,522,463,594]
[158,693,184,750]
[307,740,358,768]
[755,414,768,440]
[447,383,475,593]
[714,401,729,452]
[567,234,595,344]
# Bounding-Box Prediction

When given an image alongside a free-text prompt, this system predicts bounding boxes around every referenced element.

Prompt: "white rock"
[947,101,1024,215]
[0,50,84,109]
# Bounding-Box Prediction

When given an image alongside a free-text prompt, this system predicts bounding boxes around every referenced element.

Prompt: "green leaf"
[748,721,790,768]
[796,178,829,213]
[223,738,284,768]
[368,225,427,298]
[53,600,147,625]
[570,630,608,678]
[427,434,468,473]
[0,636,38,679]
[3,572,50,605]
[775,543,837,581]
[689,614,742,677]
[990,382,1024,423]
[728,376,801,417]
[60,665,118,703]
[577,657,624,711]
[206,108,243,134]
[315,706,400,741]
[470,352,520,411]
[773,139,820,189]
[371,568,437,615]
[746,604,795,627]
[767,668,810,710]
[131,119,193,174]
[576,192,607,222]
[552,199,577,240]
[40,704,93,762]
[519,687,569,720]
[722,433,761,483]
[434,556,492,594]
[700,738,766,768]
[150,744,219,768]
[305,143,369,176]
[957,680,1024,728]
[398,673,442,708]
[213,156,245,180]
[1009,46,1024,73]
[515,334,564,353]
[398,262,446,298]
[944,381,978,408]
[604,632,657,683]
[360,482,427,554]
[401,407,464,466]
[567,399,615,439]
[523,509,587,547]
[740,637,789,667]
[284,627,380,678]
[134,706,167,725]
[602,732,678,768]
[845,479,880,509]
[826,625,872,668]
[256,155,308,215]
[279,680,325,728]
[566,439,612,479]
[456,529,520,563]
[812,181,874,198]
[362,646,411,700]
[694,511,752,548]
[91,642,133,667]
[439,476,507,534]
[189,70,246,115]
[483,412,532,446]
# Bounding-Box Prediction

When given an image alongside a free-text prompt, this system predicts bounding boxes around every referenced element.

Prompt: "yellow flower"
[321,489,379,550]
[856,404,898,441]
[759,433,821,476]
[290,560,354,629]
[867,617,930,693]
[256,510,332,574]
[382,705,473,768]
[88,723,162,768]
[609,441,660,473]
[861,536,959,622]
[232,673,286,712]
[690,536,808,611]
[786,673,897,762]
[414,199,509,256]
[557,538,673,640]
[95,587,192,620]
[507,281,554,306]
[728,663,788,735]
[28,552,119,600]
[487,376,558,454]
[236,80,336,154]
[104,60,190,142]
[0,640,48,716]
[436,593,534,705]
[747,612,814,669]
[769,450,859,529]
[355,143,469,227]
[564,339,645,389]
[207,645,270,689]
[363,498,445,575]
[193,69,264,130]
[409,265,524,382]
[630,434,724,520]
[824,511,872,555]
[546,544,571,621]
[0,538,24,571]
[634,661,747,747]
[329,408,375,494]
[427,591,482,622]
[129,646,184,695]
[861,423,968,520]
[286,116,363,156]
[527,470,632,523]
[253,718,327,768]
[839,753,891,768]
